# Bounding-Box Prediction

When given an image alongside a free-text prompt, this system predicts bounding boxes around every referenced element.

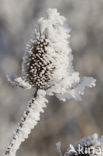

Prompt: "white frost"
[2,90,48,156]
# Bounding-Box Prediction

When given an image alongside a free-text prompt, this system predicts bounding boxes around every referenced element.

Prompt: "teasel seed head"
[8,8,96,101]
[22,34,55,90]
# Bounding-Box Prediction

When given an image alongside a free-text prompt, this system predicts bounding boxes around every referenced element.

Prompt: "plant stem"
[2,90,47,156]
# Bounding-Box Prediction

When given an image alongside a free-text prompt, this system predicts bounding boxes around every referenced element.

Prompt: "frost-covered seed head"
[8,8,96,101]
[23,38,55,89]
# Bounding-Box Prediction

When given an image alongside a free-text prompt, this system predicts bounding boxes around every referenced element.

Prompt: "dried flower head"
[8,8,96,101]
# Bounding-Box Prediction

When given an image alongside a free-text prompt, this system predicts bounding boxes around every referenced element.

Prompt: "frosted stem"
[2,90,48,156]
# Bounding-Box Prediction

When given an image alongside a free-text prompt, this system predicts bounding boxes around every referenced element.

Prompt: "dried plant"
[3,8,96,156]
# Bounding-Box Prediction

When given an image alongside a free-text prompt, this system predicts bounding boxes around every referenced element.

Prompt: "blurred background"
[0,0,103,155]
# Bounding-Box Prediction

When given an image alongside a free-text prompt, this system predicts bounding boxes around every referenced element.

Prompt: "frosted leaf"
[56,77,96,101]
[7,74,31,89]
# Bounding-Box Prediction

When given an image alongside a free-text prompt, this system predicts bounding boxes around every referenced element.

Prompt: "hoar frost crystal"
[4,8,96,156]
